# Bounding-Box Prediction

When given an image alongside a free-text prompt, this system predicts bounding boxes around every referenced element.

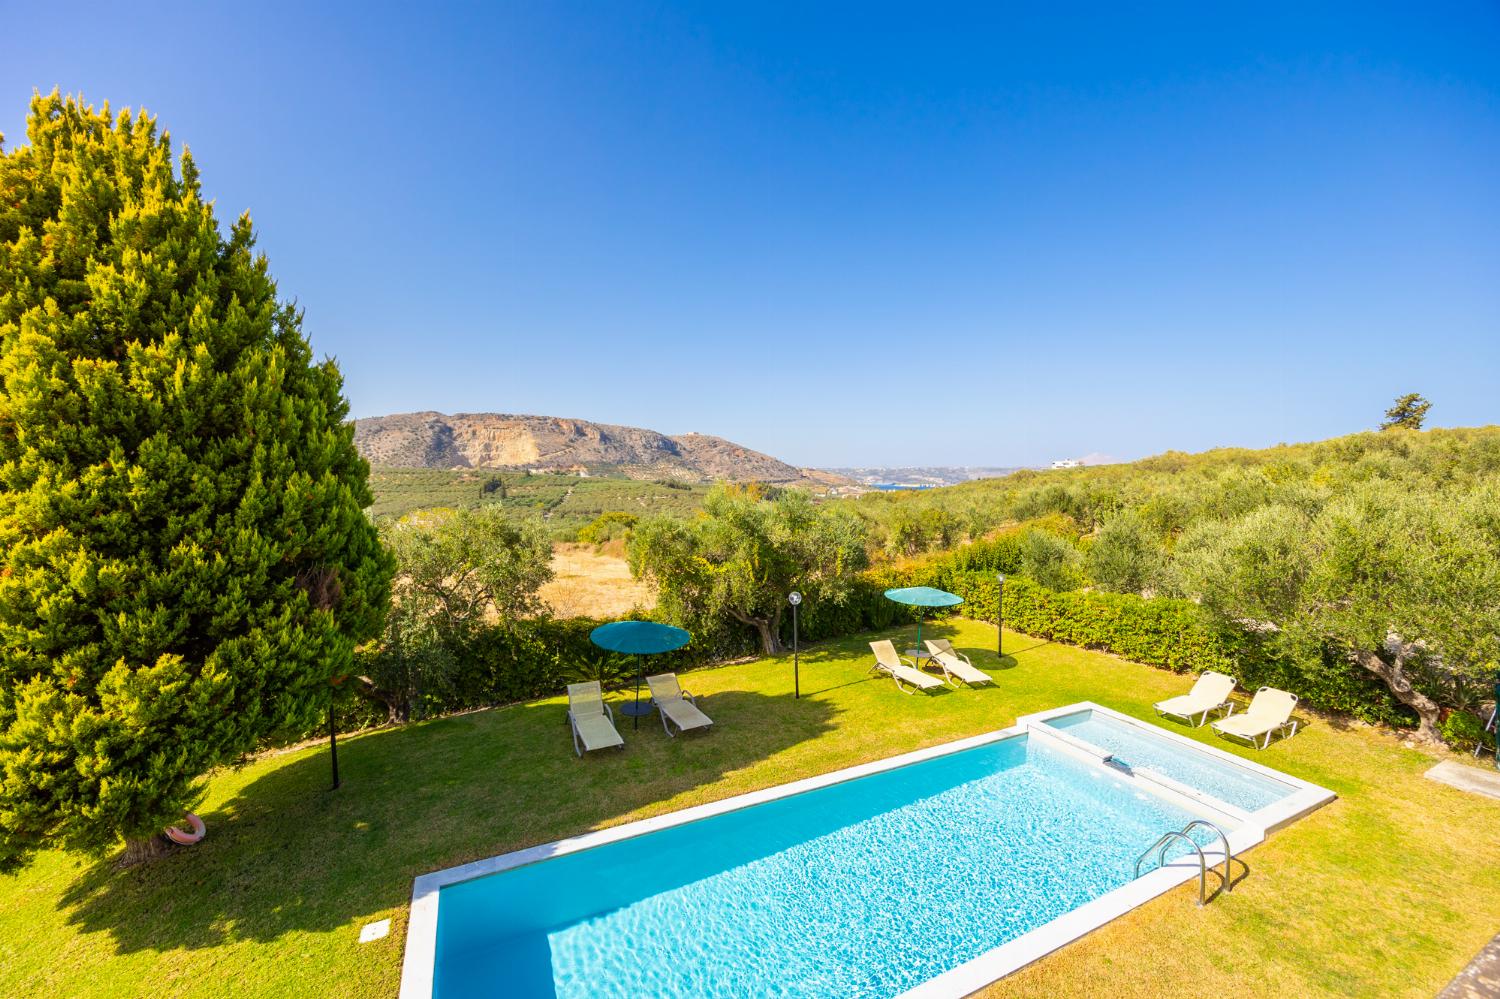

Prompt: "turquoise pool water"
[1042,710,1295,812]
[433,736,1223,998]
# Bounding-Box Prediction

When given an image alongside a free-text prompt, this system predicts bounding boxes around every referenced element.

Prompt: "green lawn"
[3,619,1498,998]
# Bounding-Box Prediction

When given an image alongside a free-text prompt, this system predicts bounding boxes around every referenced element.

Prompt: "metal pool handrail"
[1134,830,1209,906]
[1181,819,1233,893]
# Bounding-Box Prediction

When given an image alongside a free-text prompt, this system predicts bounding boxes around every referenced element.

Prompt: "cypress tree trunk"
[121,835,172,867]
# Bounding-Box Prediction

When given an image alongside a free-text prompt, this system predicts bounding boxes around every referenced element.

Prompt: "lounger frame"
[566,683,624,758]
[1211,687,1300,750]
[868,641,943,694]
[1155,697,1235,728]
[924,640,994,688]
[647,674,713,738]
[1153,672,1238,728]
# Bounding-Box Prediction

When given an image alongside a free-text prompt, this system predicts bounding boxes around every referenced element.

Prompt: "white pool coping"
[399,701,1334,999]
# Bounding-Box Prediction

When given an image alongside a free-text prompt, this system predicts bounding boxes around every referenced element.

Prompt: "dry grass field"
[538,542,656,618]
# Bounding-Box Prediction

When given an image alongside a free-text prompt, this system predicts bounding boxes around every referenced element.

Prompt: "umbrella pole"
[634,656,642,730]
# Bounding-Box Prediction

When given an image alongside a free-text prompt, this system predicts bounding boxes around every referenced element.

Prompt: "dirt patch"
[541,543,656,619]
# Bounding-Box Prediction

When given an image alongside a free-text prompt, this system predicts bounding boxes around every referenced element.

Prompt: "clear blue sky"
[3,2,1497,467]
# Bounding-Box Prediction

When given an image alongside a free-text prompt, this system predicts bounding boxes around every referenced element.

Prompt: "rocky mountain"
[353,411,844,485]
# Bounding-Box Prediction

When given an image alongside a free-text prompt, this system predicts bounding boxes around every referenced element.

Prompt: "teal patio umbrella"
[590,621,691,729]
[883,586,964,660]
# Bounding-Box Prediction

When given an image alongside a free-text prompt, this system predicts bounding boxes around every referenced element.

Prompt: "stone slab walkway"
[1426,761,1500,801]
[1438,933,1500,998]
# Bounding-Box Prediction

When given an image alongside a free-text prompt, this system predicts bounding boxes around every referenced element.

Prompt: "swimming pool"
[401,704,1332,998]
[1039,707,1297,812]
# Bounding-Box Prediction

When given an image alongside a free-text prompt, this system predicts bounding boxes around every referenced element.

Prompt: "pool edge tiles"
[399,705,1332,999]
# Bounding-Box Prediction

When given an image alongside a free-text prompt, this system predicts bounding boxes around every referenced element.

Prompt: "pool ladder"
[1133,820,1233,907]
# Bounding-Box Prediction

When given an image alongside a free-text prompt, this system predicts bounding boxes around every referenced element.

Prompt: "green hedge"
[459,615,747,711]
[349,613,751,724]
[797,539,1412,727]
[347,534,1413,731]
[954,575,1228,673]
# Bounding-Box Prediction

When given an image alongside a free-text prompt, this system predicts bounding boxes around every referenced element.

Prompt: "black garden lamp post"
[995,573,1006,659]
[327,676,344,791]
[788,591,803,699]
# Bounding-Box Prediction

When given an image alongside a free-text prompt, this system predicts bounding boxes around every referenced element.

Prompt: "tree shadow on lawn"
[787,644,965,698]
[789,624,1018,693]
[923,624,1023,673]
[59,687,840,957]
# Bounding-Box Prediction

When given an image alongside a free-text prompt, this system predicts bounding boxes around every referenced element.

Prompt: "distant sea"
[871,483,936,491]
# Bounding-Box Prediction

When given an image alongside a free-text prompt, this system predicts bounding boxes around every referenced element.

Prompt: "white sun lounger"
[647,673,713,737]
[869,640,945,694]
[923,639,994,687]
[566,681,625,757]
[1154,671,1237,727]
[1212,686,1300,749]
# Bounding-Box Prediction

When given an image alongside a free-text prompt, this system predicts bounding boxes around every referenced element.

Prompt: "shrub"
[563,651,637,692]
[578,511,639,545]
[1018,529,1085,591]
[1439,711,1496,753]
[355,614,733,719]
[1085,510,1168,594]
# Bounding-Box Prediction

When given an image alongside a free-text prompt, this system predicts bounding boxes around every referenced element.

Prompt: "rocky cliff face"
[353,412,839,484]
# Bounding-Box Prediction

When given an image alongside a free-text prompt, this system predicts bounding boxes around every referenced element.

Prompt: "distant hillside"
[826,466,1029,487]
[354,411,845,486]
[839,425,1500,557]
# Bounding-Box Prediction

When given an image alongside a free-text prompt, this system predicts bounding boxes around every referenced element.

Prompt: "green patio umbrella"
[883,586,964,660]
[590,621,692,729]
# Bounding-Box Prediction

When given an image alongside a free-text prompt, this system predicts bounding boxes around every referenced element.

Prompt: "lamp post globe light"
[995,573,1006,658]
[788,591,803,699]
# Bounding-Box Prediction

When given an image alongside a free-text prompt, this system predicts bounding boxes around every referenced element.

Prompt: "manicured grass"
[3,619,1499,997]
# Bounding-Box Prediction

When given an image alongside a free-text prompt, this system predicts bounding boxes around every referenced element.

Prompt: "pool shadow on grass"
[57,688,839,958]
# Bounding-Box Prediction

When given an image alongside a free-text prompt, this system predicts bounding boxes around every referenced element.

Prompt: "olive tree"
[1018,529,1085,592]
[1178,482,1500,743]
[1084,510,1168,595]
[358,508,552,721]
[629,487,868,654]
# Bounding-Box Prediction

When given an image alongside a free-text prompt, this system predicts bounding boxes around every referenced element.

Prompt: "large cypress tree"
[0,93,393,868]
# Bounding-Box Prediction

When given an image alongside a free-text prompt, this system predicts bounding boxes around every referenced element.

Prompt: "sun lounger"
[1154,671,1237,727]
[647,673,713,737]
[566,681,625,757]
[923,639,994,687]
[1211,686,1299,749]
[869,640,945,694]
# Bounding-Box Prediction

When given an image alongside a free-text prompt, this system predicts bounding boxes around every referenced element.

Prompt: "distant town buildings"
[1051,458,1082,469]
